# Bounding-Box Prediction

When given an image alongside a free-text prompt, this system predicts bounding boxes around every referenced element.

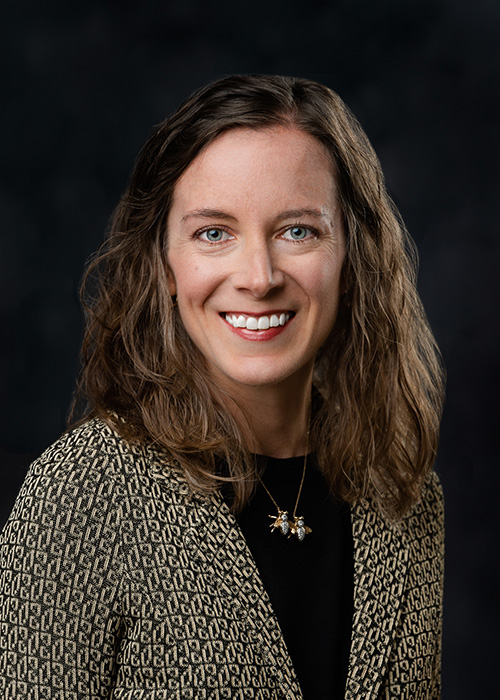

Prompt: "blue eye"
[199,228,230,243]
[283,226,312,241]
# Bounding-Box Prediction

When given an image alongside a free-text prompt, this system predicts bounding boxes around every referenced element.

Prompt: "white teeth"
[224,312,291,330]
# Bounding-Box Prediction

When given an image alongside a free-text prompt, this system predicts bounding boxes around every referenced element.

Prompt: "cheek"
[303,259,344,304]
[308,270,345,338]
[170,258,226,309]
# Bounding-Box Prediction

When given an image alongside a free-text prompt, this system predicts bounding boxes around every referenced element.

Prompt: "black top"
[234,455,354,699]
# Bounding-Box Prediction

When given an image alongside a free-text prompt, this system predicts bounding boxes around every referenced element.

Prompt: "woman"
[0,75,445,699]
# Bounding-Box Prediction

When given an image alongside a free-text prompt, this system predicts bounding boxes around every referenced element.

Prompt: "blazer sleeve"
[0,436,124,699]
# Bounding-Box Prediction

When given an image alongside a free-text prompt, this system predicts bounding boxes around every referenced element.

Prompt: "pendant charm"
[290,516,312,541]
[269,509,290,536]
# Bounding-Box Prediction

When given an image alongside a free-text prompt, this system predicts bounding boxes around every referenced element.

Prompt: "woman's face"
[166,126,345,397]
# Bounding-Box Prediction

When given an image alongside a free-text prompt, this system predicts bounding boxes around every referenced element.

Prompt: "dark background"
[1,0,498,696]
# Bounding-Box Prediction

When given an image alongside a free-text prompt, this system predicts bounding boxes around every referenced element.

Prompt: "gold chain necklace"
[258,419,312,542]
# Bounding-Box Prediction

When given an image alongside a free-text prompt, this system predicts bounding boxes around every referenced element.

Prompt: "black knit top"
[235,455,354,699]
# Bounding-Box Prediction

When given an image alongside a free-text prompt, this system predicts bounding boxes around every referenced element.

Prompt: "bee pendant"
[269,510,290,536]
[269,511,312,540]
[290,516,312,541]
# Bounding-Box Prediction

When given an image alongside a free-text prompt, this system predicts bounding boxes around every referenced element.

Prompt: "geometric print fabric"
[0,419,444,699]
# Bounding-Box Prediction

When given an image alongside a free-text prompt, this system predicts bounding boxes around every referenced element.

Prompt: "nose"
[232,238,285,297]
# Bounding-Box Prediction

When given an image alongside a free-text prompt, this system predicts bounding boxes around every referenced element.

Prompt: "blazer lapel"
[345,501,409,699]
[202,493,304,699]
[146,450,303,699]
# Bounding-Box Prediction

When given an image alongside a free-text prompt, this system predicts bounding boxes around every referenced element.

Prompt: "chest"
[114,485,302,698]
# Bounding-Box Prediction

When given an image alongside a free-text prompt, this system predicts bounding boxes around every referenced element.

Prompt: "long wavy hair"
[72,74,445,518]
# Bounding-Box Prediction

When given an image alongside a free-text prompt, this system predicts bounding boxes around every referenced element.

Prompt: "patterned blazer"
[0,419,444,699]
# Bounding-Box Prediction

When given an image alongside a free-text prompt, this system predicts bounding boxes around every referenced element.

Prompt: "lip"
[220,311,295,341]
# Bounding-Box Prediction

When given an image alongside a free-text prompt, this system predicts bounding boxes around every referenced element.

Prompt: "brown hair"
[73,74,445,518]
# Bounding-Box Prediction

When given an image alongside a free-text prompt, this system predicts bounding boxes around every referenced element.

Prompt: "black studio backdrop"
[1,1,499,697]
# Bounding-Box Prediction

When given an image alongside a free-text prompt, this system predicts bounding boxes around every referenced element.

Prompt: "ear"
[166,266,177,296]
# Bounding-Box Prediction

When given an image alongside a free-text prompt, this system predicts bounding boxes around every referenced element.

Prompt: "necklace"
[259,420,312,542]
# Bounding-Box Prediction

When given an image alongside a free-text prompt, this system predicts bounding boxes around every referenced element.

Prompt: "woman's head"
[104,75,406,374]
[76,75,444,517]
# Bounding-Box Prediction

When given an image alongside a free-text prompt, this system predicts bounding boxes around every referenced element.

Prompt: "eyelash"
[195,224,318,244]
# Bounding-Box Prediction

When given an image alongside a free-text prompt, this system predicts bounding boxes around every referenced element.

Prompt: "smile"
[223,312,293,330]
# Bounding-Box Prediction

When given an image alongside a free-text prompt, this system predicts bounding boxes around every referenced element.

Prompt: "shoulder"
[25,417,187,487]
[22,418,144,490]
[352,470,444,564]
[3,419,187,532]
[396,470,445,578]
[403,470,444,541]
[39,416,141,465]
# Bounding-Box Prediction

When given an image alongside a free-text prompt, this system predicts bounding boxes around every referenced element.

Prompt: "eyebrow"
[181,209,237,223]
[180,207,328,223]
[276,208,327,221]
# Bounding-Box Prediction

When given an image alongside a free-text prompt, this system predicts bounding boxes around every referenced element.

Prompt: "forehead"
[171,126,338,210]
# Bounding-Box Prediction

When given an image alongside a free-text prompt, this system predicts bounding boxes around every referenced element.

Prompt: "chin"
[213,359,313,391]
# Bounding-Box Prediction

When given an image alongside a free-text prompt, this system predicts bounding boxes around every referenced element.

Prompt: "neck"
[217,372,313,458]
